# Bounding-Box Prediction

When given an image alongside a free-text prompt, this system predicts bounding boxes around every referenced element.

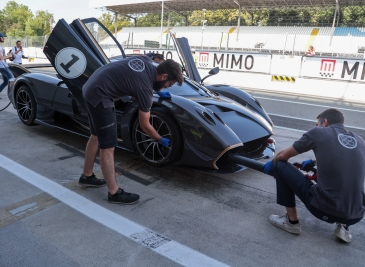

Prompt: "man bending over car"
[263,108,365,243]
[79,55,183,204]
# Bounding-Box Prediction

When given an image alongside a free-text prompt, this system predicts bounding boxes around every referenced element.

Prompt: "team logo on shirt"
[338,133,357,149]
[128,58,145,72]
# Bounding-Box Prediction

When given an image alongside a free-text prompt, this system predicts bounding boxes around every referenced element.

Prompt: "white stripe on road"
[269,113,316,122]
[269,113,365,131]
[0,154,230,267]
[274,126,306,133]
[256,96,365,113]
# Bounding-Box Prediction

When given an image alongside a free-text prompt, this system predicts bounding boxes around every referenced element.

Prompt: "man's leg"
[0,68,13,92]
[84,101,139,204]
[99,147,118,195]
[82,134,99,177]
[268,161,313,234]
[79,103,106,187]
[274,161,314,209]
[286,207,298,221]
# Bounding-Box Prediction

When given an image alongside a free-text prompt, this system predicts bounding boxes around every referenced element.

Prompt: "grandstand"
[91,0,365,58]
[115,26,365,57]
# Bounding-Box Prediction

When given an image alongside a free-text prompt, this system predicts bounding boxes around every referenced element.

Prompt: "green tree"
[0,10,5,34]
[242,8,270,26]
[25,10,53,36]
[188,9,238,26]
[98,12,133,33]
[1,1,33,36]
[341,6,365,26]
[133,13,159,27]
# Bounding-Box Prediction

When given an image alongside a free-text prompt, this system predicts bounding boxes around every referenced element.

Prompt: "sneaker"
[78,173,106,187]
[333,223,352,243]
[108,188,139,204]
[268,214,301,235]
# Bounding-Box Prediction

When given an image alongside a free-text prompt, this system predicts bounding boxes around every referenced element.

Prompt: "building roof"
[90,0,365,15]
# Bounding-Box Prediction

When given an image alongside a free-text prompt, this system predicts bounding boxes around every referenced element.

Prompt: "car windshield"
[167,76,213,97]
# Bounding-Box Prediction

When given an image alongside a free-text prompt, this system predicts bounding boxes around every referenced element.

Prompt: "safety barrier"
[10,45,365,84]
[123,48,365,83]
[300,56,365,82]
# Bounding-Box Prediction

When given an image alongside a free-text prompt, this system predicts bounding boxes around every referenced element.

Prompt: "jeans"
[0,67,14,93]
[274,161,362,226]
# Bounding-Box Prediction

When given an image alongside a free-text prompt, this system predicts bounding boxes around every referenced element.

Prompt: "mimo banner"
[301,56,365,83]
[123,48,272,74]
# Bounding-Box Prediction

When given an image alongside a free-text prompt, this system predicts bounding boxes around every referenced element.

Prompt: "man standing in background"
[0,32,14,99]
[11,40,28,65]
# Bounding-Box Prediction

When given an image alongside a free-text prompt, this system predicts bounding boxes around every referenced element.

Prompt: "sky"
[1,0,105,24]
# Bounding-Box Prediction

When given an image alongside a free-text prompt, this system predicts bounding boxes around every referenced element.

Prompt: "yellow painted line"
[163,27,173,34]
[305,28,319,50]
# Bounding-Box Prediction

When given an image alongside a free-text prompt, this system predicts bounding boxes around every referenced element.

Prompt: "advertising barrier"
[123,48,272,74]
[21,46,365,84]
[301,56,365,83]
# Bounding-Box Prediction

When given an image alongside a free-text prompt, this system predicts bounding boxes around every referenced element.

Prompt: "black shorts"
[85,101,118,149]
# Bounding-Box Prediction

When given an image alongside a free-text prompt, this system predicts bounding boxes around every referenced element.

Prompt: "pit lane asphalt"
[240,87,365,140]
[1,90,365,266]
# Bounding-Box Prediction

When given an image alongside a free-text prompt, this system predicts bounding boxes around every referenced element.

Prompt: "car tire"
[132,107,182,167]
[16,85,37,126]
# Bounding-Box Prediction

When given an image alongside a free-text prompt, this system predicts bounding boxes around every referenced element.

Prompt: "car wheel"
[16,85,37,126]
[132,107,182,167]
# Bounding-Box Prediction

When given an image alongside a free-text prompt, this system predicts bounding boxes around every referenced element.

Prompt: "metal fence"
[119,31,365,59]
[4,36,49,48]
[5,31,365,59]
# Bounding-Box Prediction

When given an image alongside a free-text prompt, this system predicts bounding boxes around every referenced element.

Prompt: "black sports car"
[7,18,275,173]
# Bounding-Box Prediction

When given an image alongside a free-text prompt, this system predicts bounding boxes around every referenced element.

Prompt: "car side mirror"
[208,67,219,75]
[201,67,220,85]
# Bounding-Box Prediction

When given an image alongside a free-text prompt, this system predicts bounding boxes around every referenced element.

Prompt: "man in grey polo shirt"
[262,108,365,242]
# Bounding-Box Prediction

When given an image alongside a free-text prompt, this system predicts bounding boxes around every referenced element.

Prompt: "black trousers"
[274,161,362,226]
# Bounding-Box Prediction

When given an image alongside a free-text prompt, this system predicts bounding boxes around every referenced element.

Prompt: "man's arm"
[138,110,161,141]
[0,54,12,60]
[272,145,299,164]
[12,47,20,54]
[0,49,11,60]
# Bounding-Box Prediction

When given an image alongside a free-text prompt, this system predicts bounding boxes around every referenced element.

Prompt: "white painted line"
[256,96,365,113]
[274,126,306,133]
[269,113,365,131]
[0,154,230,267]
[9,202,38,215]
[269,113,316,122]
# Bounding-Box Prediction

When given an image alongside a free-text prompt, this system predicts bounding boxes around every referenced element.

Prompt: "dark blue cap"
[0,33,6,37]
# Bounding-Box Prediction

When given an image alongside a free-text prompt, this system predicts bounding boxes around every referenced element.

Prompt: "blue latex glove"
[157,91,172,99]
[301,159,315,172]
[262,160,274,175]
[158,137,170,147]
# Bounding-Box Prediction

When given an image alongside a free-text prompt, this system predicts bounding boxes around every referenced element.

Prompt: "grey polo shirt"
[83,55,156,112]
[293,123,365,219]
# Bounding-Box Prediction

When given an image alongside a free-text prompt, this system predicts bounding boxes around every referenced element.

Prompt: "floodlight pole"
[234,0,241,42]
[114,12,118,38]
[201,9,206,49]
[160,0,164,48]
[167,10,170,28]
[329,0,339,46]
